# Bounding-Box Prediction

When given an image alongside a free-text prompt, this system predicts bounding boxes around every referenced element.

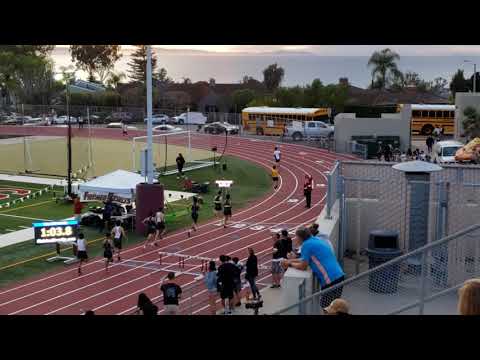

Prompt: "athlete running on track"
[223,194,232,228]
[76,233,88,276]
[188,196,200,238]
[111,220,127,262]
[213,190,223,218]
[154,208,166,244]
[271,165,279,190]
[273,146,281,170]
[142,212,157,249]
[103,233,114,273]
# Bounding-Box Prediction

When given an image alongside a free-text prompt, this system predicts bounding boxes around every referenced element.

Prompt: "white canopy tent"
[78,170,144,199]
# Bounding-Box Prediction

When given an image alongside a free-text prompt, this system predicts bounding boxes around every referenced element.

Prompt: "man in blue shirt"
[282,226,345,308]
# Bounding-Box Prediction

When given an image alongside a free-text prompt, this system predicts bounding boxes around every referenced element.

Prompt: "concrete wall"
[334,105,411,153]
[455,93,480,140]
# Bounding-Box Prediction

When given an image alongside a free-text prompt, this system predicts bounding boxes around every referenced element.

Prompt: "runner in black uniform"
[223,194,232,228]
[103,233,114,273]
[142,212,157,249]
[213,190,223,218]
[188,196,200,238]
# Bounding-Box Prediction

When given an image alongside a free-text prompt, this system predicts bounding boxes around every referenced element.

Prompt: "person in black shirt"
[280,229,293,258]
[142,212,157,249]
[137,292,158,316]
[103,233,114,273]
[176,153,186,179]
[245,247,260,300]
[271,233,283,288]
[160,272,182,315]
[223,194,232,228]
[232,257,243,307]
[217,255,236,314]
[213,190,222,218]
[188,196,200,238]
[426,135,434,154]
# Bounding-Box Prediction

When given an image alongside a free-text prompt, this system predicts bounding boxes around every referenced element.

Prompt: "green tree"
[231,89,255,111]
[450,69,469,98]
[367,48,401,89]
[462,106,480,139]
[69,45,122,84]
[262,63,285,91]
[274,86,304,107]
[304,79,324,106]
[154,67,172,84]
[106,71,126,90]
[127,45,157,84]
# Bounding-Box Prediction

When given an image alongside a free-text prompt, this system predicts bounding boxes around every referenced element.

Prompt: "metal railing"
[345,141,367,159]
[325,160,341,219]
[273,223,480,315]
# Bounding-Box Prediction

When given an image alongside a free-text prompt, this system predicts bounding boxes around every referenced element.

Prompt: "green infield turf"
[0,155,270,288]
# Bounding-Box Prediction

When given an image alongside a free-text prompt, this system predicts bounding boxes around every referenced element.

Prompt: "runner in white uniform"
[76,233,88,275]
[273,146,281,170]
[111,220,126,262]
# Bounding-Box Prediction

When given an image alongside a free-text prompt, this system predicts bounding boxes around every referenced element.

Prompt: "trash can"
[367,230,402,294]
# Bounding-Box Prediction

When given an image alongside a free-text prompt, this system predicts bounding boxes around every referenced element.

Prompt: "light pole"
[464,60,477,93]
[146,45,154,184]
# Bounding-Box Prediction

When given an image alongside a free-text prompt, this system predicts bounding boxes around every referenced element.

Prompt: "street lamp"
[464,60,477,93]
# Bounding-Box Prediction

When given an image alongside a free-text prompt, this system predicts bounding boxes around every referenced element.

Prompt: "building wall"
[334,105,411,153]
[455,93,480,140]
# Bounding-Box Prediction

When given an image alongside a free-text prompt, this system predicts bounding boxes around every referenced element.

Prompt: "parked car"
[52,115,77,125]
[153,124,183,133]
[105,112,135,124]
[171,112,207,125]
[106,122,137,130]
[284,121,334,141]
[432,140,463,164]
[144,114,170,124]
[23,117,50,126]
[203,122,239,135]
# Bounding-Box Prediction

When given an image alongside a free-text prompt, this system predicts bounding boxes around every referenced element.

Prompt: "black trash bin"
[367,230,402,294]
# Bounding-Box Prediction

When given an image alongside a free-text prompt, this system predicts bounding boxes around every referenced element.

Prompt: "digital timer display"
[33,220,79,245]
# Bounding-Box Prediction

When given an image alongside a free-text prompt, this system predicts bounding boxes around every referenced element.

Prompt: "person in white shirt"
[111,220,127,262]
[154,208,166,244]
[76,233,88,276]
[273,146,281,169]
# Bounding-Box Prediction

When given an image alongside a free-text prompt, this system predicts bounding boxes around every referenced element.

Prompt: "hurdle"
[158,251,213,272]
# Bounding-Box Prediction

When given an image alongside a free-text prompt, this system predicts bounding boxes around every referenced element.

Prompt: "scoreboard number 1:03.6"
[40,226,74,238]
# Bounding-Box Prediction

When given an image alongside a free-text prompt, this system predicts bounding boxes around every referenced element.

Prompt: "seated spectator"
[281,226,345,308]
[323,298,350,315]
[137,292,158,316]
[458,279,480,315]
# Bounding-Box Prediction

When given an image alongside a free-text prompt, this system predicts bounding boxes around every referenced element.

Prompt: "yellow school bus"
[242,107,330,136]
[398,104,455,136]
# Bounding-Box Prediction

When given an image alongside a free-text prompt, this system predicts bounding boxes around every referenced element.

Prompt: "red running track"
[0,125,357,315]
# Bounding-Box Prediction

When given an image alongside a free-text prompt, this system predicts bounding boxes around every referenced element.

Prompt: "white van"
[172,112,207,125]
[432,140,463,164]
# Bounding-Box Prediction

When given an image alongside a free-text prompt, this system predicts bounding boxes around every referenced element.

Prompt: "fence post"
[326,171,333,219]
[418,250,428,315]
[298,279,306,315]
[338,176,346,267]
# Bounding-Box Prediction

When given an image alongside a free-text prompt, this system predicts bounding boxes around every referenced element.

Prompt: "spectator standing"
[204,261,218,315]
[271,233,283,288]
[160,272,182,315]
[232,257,243,307]
[73,196,83,225]
[280,229,293,258]
[111,220,127,262]
[137,292,158,316]
[78,116,84,129]
[282,226,345,308]
[458,279,480,315]
[176,153,186,179]
[426,135,434,153]
[217,255,236,314]
[245,248,260,300]
[407,148,413,160]
[103,233,114,273]
[122,121,128,136]
[102,199,113,233]
[76,233,88,276]
[383,144,392,162]
[303,174,313,208]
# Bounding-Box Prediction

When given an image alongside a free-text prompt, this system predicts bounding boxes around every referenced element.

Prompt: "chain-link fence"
[274,223,480,315]
[325,161,341,219]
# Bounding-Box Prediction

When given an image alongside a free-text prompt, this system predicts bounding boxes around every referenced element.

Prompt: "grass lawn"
[0,155,271,289]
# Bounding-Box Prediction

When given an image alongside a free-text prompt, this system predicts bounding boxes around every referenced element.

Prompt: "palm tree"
[367,48,401,89]
[106,71,126,90]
